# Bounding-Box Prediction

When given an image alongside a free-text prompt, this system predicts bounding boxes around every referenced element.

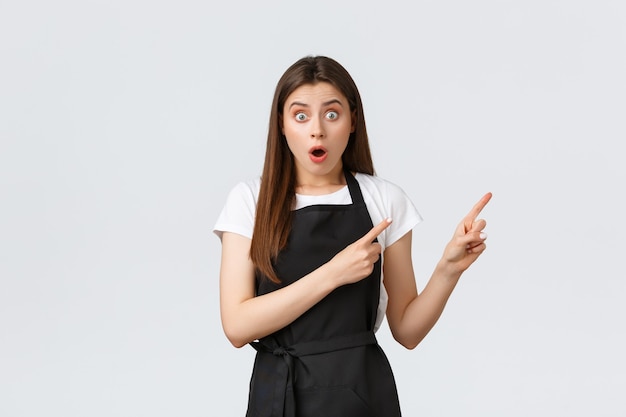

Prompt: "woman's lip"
[309,146,328,163]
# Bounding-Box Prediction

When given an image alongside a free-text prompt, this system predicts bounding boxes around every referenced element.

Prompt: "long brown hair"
[250,56,375,283]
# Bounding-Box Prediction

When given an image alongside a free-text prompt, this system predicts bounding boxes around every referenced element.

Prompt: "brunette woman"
[214,55,491,417]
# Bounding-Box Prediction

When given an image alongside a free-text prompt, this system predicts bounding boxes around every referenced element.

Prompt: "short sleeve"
[383,181,423,247]
[213,179,260,240]
[353,173,422,250]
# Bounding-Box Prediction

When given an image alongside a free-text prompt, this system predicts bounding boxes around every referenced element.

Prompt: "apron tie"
[250,331,377,417]
[272,347,289,356]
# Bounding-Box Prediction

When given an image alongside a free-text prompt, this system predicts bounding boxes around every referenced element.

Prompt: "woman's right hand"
[329,218,393,286]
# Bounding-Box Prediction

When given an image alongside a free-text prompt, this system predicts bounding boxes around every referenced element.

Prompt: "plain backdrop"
[1,0,625,416]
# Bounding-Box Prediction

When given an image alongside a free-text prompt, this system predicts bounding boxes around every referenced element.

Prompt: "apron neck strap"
[343,168,365,205]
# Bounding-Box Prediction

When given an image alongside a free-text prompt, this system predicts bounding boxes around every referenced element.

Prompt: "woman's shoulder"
[220,176,263,220]
[353,172,408,199]
[226,177,261,203]
[354,172,419,215]
[353,172,422,247]
[214,177,261,240]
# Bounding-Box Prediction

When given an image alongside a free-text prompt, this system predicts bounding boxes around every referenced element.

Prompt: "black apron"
[247,170,402,417]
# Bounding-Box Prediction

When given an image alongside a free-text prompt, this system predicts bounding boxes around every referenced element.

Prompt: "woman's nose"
[310,118,325,138]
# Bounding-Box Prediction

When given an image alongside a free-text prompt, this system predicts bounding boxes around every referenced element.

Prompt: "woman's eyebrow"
[288,101,308,109]
[288,99,345,109]
[322,99,344,107]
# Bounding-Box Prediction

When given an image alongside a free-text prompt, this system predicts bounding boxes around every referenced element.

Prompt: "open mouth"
[309,147,328,163]
[311,148,326,157]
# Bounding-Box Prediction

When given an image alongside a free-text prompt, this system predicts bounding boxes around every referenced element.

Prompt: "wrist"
[317,261,343,292]
[435,259,463,282]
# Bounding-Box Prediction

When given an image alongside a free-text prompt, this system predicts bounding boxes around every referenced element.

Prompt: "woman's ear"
[351,111,356,133]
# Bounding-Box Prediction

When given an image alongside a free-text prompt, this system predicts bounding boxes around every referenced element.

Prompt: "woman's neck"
[295,166,346,196]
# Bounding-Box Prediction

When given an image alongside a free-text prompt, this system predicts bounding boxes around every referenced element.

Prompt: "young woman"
[214,55,491,417]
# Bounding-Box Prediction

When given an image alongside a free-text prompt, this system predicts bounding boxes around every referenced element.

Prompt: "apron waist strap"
[249,331,377,417]
[251,330,377,357]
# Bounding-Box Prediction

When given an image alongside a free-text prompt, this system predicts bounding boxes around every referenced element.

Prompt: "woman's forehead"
[285,82,348,106]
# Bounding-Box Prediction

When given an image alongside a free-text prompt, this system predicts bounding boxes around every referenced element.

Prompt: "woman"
[214,55,491,417]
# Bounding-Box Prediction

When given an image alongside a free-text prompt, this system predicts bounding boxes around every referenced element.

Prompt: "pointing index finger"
[464,192,492,233]
[362,217,393,243]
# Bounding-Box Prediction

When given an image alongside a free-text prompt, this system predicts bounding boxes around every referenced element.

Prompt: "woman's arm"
[219,218,392,348]
[384,193,491,349]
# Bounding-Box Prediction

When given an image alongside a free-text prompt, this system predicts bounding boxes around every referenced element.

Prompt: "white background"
[1,0,625,416]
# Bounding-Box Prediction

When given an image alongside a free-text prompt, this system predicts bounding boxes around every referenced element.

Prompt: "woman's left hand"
[441,192,492,275]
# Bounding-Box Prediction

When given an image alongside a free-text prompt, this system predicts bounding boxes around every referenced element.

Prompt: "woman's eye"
[326,111,338,120]
[295,112,307,121]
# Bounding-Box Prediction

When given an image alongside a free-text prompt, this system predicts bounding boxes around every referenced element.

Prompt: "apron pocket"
[295,385,374,417]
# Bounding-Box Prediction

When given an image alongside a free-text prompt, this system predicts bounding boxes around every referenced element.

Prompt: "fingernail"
[480,232,488,240]
[386,217,393,223]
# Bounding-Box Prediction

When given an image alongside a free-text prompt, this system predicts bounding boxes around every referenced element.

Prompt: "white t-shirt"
[213,173,422,331]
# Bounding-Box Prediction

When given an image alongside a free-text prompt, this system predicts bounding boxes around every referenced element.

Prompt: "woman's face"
[282,82,354,188]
